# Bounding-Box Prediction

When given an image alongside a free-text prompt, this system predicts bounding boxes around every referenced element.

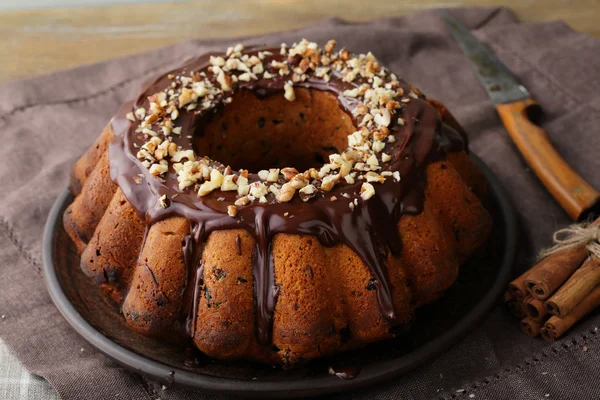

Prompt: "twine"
[539,219,600,260]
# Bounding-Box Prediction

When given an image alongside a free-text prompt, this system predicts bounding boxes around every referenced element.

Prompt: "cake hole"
[193,88,354,172]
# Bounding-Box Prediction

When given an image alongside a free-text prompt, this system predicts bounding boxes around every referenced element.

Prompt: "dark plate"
[42,154,517,398]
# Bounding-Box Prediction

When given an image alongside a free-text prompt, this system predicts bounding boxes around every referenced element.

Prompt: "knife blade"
[440,11,599,221]
[439,11,530,105]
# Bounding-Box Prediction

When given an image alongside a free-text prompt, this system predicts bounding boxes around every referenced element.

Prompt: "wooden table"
[1,0,598,83]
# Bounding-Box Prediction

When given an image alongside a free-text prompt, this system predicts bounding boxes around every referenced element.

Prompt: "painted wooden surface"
[1,0,599,83]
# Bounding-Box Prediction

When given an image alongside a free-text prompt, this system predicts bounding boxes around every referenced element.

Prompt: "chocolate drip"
[252,208,279,344]
[108,46,465,346]
[187,260,204,338]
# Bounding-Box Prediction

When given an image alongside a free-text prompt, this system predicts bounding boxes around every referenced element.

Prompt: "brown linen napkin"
[1,6,600,400]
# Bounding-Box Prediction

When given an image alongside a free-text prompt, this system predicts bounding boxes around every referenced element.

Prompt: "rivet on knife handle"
[496,98,600,221]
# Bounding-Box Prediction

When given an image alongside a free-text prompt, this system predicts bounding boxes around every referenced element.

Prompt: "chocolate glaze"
[109,45,465,346]
[187,260,204,338]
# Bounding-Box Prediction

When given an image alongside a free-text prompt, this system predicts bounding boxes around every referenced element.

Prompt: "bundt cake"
[63,39,492,367]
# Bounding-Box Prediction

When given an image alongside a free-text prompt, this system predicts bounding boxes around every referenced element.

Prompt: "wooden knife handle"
[496,98,600,221]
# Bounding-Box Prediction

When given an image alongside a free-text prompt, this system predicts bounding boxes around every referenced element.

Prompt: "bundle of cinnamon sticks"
[506,217,600,341]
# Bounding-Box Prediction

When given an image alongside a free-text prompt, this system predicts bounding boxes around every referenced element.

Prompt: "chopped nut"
[281,167,299,181]
[299,184,316,195]
[321,174,340,192]
[238,72,252,82]
[227,205,237,217]
[198,181,218,196]
[348,131,364,147]
[276,182,295,202]
[372,140,385,153]
[158,194,170,209]
[258,170,269,180]
[178,88,195,106]
[172,150,195,162]
[237,184,250,196]
[284,81,296,101]
[249,182,269,198]
[324,39,336,54]
[365,171,385,183]
[167,142,177,157]
[221,175,238,191]
[268,185,280,195]
[339,160,352,177]
[217,70,232,91]
[149,163,168,176]
[373,108,391,127]
[210,56,226,67]
[290,174,308,189]
[366,154,379,166]
[343,88,361,98]
[360,182,375,200]
[252,63,264,75]
[154,147,167,161]
[209,168,224,186]
[135,108,146,120]
[235,196,250,206]
[359,113,373,127]
[266,168,280,182]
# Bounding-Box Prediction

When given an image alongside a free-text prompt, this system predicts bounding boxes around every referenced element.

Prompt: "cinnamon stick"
[545,257,600,317]
[520,317,543,337]
[523,296,548,322]
[539,327,552,342]
[525,218,600,300]
[524,246,589,300]
[507,299,526,319]
[542,285,600,342]
[509,271,532,300]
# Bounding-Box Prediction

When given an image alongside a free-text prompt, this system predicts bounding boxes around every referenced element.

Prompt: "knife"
[439,11,600,222]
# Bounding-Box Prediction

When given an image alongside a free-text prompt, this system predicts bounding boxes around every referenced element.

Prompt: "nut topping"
[128,39,413,210]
